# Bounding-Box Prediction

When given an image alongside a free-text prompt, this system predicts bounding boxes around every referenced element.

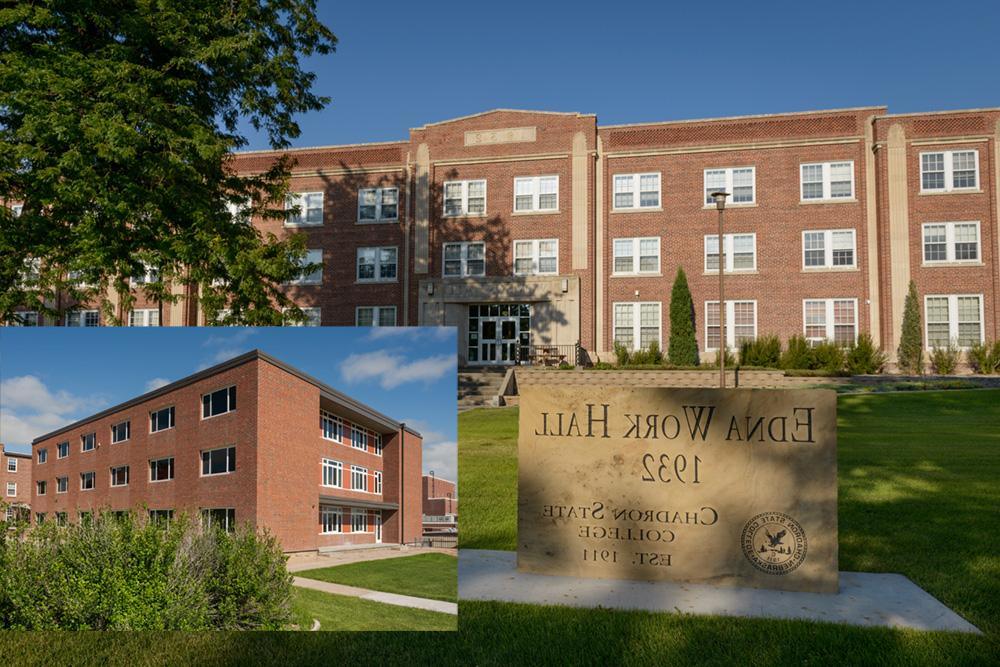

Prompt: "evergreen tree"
[668,268,698,366]
[897,280,923,374]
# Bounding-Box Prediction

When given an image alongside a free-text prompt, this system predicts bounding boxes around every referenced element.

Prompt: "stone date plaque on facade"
[517,386,838,593]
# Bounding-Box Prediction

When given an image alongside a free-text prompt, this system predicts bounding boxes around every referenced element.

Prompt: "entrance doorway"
[467,304,530,365]
[375,513,382,543]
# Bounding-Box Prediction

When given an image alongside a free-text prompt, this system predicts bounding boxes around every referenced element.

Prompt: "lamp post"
[710,191,730,388]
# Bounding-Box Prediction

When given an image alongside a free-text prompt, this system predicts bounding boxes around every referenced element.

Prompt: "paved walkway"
[292,576,458,615]
[286,546,456,573]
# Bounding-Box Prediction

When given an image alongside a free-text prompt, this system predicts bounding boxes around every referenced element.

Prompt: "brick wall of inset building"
[1,443,32,515]
[422,475,457,516]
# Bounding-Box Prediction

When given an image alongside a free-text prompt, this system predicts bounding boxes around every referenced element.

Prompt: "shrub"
[929,342,959,375]
[897,280,923,374]
[667,268,698,366]
[846,333,887,375]
[613,341,663,367]
[613,341,630,366]
[739,335,781,368]
[706,346,736,368]
[811,341,846,373]
[781,335,815,370]
[968,340,1000,374]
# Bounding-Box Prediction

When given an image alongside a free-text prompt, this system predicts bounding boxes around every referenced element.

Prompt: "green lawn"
[289,588,456,632]
[297,553,457,602]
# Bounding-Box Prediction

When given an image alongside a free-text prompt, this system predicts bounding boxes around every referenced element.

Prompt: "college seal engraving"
[741,512,807,575]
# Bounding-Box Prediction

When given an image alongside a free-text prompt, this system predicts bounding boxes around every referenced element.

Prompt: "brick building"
[29,350,423,552]
[9,106,1000,368]
[421,473,456,536]
[1,443,32,522]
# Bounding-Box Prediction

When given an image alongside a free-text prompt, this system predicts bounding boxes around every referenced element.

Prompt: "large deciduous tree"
[0,1,336,324]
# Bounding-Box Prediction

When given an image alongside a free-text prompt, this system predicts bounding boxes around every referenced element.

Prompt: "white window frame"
[110,465,129,487]
[80,472,95,491]
[6,482,15,497]
[703,233,757,273]
[200,445,236,477]
[921,222,981,265]
[704,300,758,351]
[355,306,397,327]
[201,386,236,419]
[513,175,559,212]
[111,420,130,444]
[37,449,46,465]
[802,298,859,346]
[612,302,662,352]
[351,428,369,452]
[612,237,660,276]
[442,242,485,278]
[226,198,251,225]
[36,480,46,496]
[322,459,343,488]
[14,311,39,326]
[6,458,16,472]
[351,465,368,492]
[56,477,68,494]
[65,310,99,327]
[351,510,368,533]
[357,187,399,223]
[703,167,756,207]
[321,411,343,442]
[919,150,980,193]
[285,191,324,226]
[289,249,323,285]
[81,432,96,452]
[130,264,159,286]
[801,229,857,270]
[320,507,343,534]
[374,470,383,494]
[150,406,175,433]
[283,307,321,326]
[11,204,22,217]
[373,434,383,457]
[356,246,398,283]
[57,441,69,459]
[128,309,160,327]
[800,161,855,201]
[443,179,487,217]
[149,457,175,482]
[612,173,661,210]
[924,294,984,349]
[512,239,559,276]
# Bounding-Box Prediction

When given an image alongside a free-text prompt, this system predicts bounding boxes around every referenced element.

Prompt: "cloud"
[196,328,259,370]
[339,351,455,390]
[367,327,454,342]
[0,376,109,449]
[401,418,457,485]
[144,377,171,392]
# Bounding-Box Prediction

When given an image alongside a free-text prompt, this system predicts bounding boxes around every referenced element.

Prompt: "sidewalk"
[292,576,458,616]
[286,546,456,573]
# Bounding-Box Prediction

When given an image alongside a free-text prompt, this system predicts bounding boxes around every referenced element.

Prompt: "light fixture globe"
[710,190,730,210]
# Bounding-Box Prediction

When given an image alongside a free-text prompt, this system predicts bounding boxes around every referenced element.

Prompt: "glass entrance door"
[374,513,382,543]
[467,304,531,365]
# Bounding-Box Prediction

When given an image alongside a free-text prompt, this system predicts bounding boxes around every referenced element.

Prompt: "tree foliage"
[897,280,923,374]
[667,268,698,365]
[0,1,337,323]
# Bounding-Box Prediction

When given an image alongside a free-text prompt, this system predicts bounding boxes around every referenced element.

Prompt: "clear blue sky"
[0,327,457,482]
[240,0,1000,150]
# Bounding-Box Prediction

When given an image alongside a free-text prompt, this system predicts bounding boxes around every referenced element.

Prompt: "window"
[11,204,22,217]
[284,307,321,327]
[612,173,660,210]
[56,477,68,494]
[322,459,343,487]
[373,434,383,456]
[925,295,983,348]
[6,482,15,497]
[57,441,69,458]
[65,310,99,327]
[802,230,856,269]
[201,508,235,532]
[513,176,559,212]
[226,198,250,225]
[202,386,236,419]
[290,249,323,285]
[35,513,46,524]
[351,465,368,491]
[613,302,661,351]
[55,512,67,526]
[358,187,398,222]
[357,247,398,282]
[37,481,46,495]
[129,309,160,327]
[355,306,397,327]
[800,162,855,200]
[803,299,858,346]
[37,449,47,464]
[922,222,980,264]
[201,446,236,476]
[80,472,95,491]
[321,411,344,441]
[6,458,15,472]
[443,180,486,216]
[81,433,96,452]
[13,311,39,326]
[513,239,558,276]
[150,406,175,432]
[149,509,174,524]
[351,428,368,451]
[285,192,324,225]
[612,238,659,275]
[150,457,175,482]
[321,507,343,534]
[110,465,129,487]
[704,167,755,205]
[111,420,130,444]
[442,242,485,277]
[920,150,979,192]
[131,264,159,286]
[351,510,367,533]
[374,471,383,494]
[706,301,758,349]
[704,234,757,272]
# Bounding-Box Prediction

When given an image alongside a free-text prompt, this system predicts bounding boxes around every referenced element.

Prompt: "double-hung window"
[613,302,661,351]
[706,301,757,349]
[351,465,368,492]
[37,449,47,464]
[442,242,485,277]
[284,307,321,327]
[922,222,980,264]
[15,311,39,326]
[358,187,398,222]
[57,441,69,458]
[513,176,559,212]
[65,310,99,327]
[322,459,343,488]
[351,510,367,533]
[201,508,236,532]
[704,167,755,205]
[149,457,175,482]
[612,238,659,275]
[321,508,343,534]
[357,247,398,282]
[374,471,383,494]
[321,411,343,442]
[356,306,396,327]
[800,162,854,200]
[925,295,983,348]
[150,406,175,433]
[131,264,159,286]
[129,309,160,327]
[802,230,856,269]
[37,481,46,495]
[920,150,978,192]
[443,180,486,216]
[290,249,323,285]
[351,428,368,452]
[372,434,383,456]
[111,420,130,444]
[704,234,756,272]
[226,198,250,225]
[80,472,95,491]
[285,192,324,225]
[81,433,96,452]
[513,239,558,276]
[613,173,660,210]
[803,299,858,346]
[110,465,129,487]
[6,482,15,497]
[202,386,236,419]
[201,446,236,476]
[6,458,15,472]
[56,477,68,494]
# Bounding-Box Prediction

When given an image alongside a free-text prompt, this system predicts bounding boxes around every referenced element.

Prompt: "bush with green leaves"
[667,268,698,366]
[967,340,1000,374]
[0,510,292,630]
[929,342,960,375]
[897,280,924,374]
[811,341,847,373]
[706,346,736,368]
[613,340,663,367]
[846,333,887,375]
[780,335,815,370]
[739,335,781,368]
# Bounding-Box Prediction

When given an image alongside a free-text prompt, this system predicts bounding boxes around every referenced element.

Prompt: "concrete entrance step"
[458,367,510,408]
[317,543,400,555]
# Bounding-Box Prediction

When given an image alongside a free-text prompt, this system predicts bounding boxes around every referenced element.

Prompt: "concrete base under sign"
[458,550,980,633]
